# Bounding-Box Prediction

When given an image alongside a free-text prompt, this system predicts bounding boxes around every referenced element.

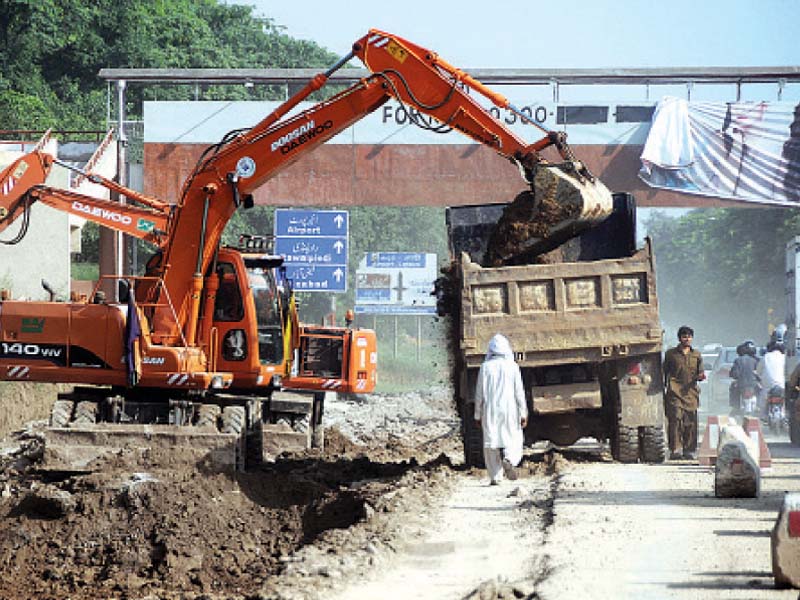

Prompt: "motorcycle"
[730,381,759,418]
[740,384,760,417]
[766,385,787,434]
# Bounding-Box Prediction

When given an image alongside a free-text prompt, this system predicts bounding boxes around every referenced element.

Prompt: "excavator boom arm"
[160,29,595,338]
[0,149,171,246]
[29,186,169,245]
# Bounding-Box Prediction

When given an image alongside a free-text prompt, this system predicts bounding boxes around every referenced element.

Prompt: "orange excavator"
[0,29,612,470]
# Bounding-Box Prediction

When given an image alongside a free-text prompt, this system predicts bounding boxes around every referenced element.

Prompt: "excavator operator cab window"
[248,266,284,365]
[214,262,244,322]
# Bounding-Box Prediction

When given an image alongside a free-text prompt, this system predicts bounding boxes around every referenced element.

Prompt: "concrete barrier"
[772,493,800,588]
[714,424,760,498]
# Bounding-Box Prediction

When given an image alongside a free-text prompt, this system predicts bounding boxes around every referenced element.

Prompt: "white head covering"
[485,333,513,360]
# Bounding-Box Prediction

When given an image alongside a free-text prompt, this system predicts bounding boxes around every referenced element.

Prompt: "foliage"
[643,206,800,346]
[0,0,338,130]
[71,262,99,282]
[76,221,100,263]
[372,319,451,392]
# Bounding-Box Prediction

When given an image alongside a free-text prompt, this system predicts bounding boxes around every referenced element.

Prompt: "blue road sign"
[274,209,348,293]
[354,304,437,315]
[284,265,347,292]
[365,252,426,268]
[275,209,348,237]
[275,236,347,265]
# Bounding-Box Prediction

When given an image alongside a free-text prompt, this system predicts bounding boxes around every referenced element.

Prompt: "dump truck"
[0,28,615,470]
[442,192,666,464]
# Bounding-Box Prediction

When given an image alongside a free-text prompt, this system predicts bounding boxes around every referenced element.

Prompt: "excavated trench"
[0,423,460,600]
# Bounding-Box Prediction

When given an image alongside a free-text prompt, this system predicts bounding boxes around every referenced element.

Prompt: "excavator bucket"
[483,165,614,266]
[447,165,615,267]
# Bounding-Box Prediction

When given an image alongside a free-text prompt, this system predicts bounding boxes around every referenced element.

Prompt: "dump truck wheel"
[221,406,245,435]
[196,404,221,429]
[462,404,485,468]
[613,424,639,463]
[50,400,74,428]
[72,401,98,426]
[640,425,666,463]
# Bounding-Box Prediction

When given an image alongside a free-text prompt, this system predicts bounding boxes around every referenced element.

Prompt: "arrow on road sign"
[393,271,408,302]
[333,268,344,282]
[334,214,345,229]
[334,240,344,254]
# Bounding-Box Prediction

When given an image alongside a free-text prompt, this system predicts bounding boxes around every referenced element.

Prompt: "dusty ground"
[2,384,800,599]
[537,434,800,600]
[0,386,474,600]
[0,382,60,438]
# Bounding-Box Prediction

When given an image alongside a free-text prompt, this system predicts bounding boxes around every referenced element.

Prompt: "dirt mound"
[0,383,62,438]
[0,393,463,600]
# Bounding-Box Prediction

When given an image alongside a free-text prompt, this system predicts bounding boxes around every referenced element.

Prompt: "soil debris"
[0,388,464,600]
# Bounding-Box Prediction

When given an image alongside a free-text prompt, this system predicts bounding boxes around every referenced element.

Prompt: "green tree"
[0,0,338,130]
[644,206,800,345]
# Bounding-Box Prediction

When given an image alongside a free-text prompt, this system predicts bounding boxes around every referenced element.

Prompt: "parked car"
[708,346,738,407]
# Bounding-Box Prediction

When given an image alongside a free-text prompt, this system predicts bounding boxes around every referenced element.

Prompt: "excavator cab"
[243,257,286,366]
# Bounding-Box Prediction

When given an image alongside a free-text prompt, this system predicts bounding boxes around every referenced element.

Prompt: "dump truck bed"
[457,240,662,368]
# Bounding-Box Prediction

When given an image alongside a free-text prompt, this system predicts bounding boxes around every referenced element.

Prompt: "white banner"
[639,97,800,205]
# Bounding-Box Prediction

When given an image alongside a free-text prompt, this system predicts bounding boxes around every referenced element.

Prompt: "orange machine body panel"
[0,299,227,390]
[286,325,377,395]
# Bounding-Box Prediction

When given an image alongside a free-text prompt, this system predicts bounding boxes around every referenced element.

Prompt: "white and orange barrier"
[698,414,772,469]
[698,415,732,466]
[742,416,772,469]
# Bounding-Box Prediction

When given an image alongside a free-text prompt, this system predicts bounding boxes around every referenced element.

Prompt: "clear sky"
[231,0,799,69]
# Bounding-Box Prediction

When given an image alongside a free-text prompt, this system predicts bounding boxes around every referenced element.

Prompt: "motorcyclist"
[729,340,759,415]
[757,340,786,418]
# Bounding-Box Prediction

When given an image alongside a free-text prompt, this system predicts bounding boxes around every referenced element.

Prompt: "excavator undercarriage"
[43,386,326,472]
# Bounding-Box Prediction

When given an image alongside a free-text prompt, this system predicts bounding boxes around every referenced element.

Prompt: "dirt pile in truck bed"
[0,388,462,600]
[484,188,579,267]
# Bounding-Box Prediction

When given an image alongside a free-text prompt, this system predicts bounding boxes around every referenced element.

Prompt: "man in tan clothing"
[662,325,705,460]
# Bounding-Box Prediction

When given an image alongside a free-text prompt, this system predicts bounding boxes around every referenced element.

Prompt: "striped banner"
[639,97,800,205]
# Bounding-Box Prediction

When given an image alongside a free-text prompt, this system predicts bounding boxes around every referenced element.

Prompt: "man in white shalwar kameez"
[474,334,528,484]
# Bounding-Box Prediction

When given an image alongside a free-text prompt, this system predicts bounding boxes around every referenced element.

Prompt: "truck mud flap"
[43,424,241,473]
[461,402,485,468]
[618,387,664,427]
[532,381,602,414]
